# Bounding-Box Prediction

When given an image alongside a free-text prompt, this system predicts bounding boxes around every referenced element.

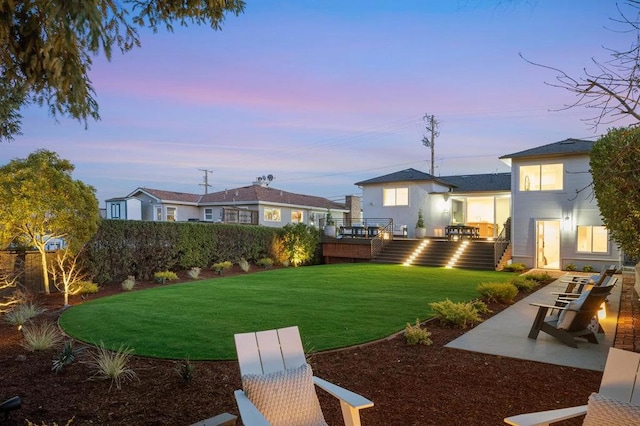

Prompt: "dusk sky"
[2,1,632,206]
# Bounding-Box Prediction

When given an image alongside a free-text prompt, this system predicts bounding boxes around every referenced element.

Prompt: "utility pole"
[198,169,213,194]
[421,114,440,175]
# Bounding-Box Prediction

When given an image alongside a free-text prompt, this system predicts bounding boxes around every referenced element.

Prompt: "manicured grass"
[59,264,514,360]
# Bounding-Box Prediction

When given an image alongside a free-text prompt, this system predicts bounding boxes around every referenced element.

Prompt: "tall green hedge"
[84,220,283,284]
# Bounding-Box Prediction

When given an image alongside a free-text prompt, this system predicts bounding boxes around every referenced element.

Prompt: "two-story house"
[106,181,351,228]
[500,138,621,270]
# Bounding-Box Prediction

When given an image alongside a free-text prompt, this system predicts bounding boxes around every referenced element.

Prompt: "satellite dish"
[267,174,274,182]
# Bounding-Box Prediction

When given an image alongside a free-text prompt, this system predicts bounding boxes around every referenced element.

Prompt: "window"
[110,203,121,219]
[291,210,303,223]
[155,206,162,221]
[264,208,281,222]
[519,164,563,191]
[577,226,609,253]
[204,208,214,222]
[383,188,409,206]
[166,207,177,222]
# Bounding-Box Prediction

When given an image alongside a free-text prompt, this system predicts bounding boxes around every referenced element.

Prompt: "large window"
[577,226,609,253]
[291,210,303,223]
[383,188,409,206]
[166,207,177,222]
[264,208,281,222]
[204,208,214,222]
[519,164,563,191]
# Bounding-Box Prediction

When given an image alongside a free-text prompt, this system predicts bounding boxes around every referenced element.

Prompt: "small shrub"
[212,261,233,275]
[256,258,274,268]
[509,276,538,292]
[582,265,595,273]
[121,276,136,291]
[87,343,138,390]
[175,357,196,383]
[21,322,63,351]
[4,302,45,328]
[77,281,99,295]
[429,299,482,329]
[470,300,491,315]
[52,340,85,373]
[525,272,553,283]
[477,282,519,304]
[154,270,178,283]
[187,267,201,279]
[564,263,577,271]
[238,258,250,273]
[501,262,527,273]
[404,319,432,346]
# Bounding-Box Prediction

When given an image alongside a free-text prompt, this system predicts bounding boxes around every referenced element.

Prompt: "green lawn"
[59,264,514,360]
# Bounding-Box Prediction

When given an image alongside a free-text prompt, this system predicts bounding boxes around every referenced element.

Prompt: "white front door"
[536,220,560,269]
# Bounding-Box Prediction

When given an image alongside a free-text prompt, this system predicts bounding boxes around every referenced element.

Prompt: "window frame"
[110,203,121,219]
[291,210,304,223]
[264,208,281,222]
[576,225,609,254]
[166,206,177,222]
[519,163,563,192]
[204,208,214,222]
[383,187,409,206]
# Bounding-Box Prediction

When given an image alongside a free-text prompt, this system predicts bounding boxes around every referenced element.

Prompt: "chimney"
[345,195,362,226]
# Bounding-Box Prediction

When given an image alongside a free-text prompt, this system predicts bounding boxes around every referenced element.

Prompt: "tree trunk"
[635,261,640,296]
[39,248,50,294]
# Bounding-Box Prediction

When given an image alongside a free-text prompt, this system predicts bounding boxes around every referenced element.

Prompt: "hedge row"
[83,220,283,284]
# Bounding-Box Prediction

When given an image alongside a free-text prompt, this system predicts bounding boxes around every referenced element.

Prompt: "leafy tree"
[0,0,245,141]
[590,126,640,259]
[0,150,100,294]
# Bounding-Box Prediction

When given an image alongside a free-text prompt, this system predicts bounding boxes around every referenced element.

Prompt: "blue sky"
[2,1,632,205]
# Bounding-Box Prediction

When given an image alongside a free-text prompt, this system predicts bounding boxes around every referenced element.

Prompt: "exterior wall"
[510,154,621,270]
[360,181,439,238]
[125,198,142,220]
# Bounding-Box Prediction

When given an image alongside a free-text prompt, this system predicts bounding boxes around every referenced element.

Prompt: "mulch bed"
[0,266,602,425]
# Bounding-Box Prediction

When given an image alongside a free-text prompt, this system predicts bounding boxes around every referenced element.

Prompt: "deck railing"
[494,217,511,267]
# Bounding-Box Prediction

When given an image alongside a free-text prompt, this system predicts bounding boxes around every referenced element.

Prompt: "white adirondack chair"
[234,326,374,426]
[504,347,640,426]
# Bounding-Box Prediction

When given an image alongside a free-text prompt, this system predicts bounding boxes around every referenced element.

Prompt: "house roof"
[200,185,345,210]
[355,168,510,192]
[500,138,594,160]
[125,185,345,211]
[355,168,444,186]
[438,173,511,192]
[130,188,201,204]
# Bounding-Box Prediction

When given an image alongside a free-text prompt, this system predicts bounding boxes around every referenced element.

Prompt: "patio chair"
[504,347,640,425]
[527,284,614,348]
[233,325,374,426]
[558,264,616,294]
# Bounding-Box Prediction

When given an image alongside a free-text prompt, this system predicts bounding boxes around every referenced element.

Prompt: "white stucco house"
[106,181,352,228]
[356,138,623,271]
[500,138,621,270]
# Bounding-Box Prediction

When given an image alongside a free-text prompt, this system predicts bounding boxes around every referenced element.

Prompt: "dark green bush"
[501,262,527,272]
[428,299,483,329]
[509,276,538,292]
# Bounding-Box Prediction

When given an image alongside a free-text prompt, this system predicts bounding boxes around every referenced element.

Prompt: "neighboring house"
[500,138,621,270]
[355,168,511,239]
[107,181,349,228]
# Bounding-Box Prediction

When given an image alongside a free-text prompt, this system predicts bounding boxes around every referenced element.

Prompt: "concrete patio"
[446,272,624,372]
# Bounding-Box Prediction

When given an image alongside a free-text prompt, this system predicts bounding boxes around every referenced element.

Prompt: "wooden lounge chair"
[504,347,640,425]
[558,264,616,294]
[527,283,614,348]
[233,326,374,426]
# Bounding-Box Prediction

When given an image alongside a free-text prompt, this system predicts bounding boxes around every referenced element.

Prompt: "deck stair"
[372,239,496,270]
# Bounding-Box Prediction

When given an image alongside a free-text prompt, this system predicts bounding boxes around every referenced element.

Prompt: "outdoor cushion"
[556,289,591,330]
[242,363,327,426]
[583,392,640,425]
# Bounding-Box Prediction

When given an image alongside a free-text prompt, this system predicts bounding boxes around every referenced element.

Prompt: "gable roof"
[125,185,345,210]
[200,185,345,210]
[438,173,511,192]
[129,188,201,204]
[355,168,443,186]
[500,138,594,160]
